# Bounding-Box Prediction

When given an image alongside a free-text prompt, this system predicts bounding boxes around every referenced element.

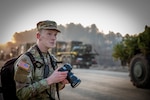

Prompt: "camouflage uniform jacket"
[14,44,63,100]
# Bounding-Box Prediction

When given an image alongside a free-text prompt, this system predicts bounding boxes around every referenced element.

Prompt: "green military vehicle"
[112,25,150,88]
[52,41,97,68]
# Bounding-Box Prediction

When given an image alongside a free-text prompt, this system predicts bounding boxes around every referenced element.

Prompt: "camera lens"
[71,79,81,88]
[58,63,81,88]
[67,72,81,88]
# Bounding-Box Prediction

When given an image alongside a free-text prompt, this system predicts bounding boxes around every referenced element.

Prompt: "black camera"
[58,63,81,88]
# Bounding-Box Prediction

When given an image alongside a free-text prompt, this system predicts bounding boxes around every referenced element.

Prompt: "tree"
[112,25,150,66]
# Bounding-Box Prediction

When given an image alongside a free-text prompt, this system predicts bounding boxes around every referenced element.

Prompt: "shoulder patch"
[18,61,30,71]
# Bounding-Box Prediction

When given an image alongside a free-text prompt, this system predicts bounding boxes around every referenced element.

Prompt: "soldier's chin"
[48,44,55,48]
[48,43,55,47]
[51,43,56,48]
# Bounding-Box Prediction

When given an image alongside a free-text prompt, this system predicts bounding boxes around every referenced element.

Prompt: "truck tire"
[129,54,150,88]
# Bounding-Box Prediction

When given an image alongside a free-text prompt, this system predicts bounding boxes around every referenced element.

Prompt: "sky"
[0,0,150,44]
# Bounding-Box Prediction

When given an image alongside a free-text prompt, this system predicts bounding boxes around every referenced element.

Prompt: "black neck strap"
[35,45,50,78]
[35,45,55,69]
[35,45,46,64]
[35,45,59,100]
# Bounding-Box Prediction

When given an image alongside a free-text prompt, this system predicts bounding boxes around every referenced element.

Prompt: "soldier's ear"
[36,32,40,39]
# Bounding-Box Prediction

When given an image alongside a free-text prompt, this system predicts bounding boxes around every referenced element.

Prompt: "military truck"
[52,41,97,68]
[112,25,150,88]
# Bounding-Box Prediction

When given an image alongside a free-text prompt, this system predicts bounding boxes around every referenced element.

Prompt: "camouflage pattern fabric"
[37,20,61,32]
[14,44,62,100]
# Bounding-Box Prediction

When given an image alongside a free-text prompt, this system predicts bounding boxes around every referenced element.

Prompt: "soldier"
[14,20,69,100]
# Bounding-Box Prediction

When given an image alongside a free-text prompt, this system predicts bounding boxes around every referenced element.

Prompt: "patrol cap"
[37,20,61,32]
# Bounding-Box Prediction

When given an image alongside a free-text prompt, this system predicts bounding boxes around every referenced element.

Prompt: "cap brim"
[42,27,61,33]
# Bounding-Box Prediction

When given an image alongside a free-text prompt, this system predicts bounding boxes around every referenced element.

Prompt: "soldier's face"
[39,29,58,49]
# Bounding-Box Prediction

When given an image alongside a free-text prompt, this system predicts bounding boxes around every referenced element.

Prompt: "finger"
[55,67,61,71]
[60,71,68,75]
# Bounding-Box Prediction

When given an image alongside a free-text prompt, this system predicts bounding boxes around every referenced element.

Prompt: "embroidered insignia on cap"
[18,61,30,71]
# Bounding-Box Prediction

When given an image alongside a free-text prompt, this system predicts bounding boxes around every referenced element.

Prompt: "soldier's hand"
[46,67,68,85]
[61,79,69,84]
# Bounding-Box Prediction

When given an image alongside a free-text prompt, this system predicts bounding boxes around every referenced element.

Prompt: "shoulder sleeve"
[14,54,33,83]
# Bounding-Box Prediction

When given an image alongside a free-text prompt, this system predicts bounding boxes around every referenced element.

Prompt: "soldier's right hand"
[46,67,68,85]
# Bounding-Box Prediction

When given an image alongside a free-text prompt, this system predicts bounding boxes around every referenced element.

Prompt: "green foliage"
[137,26,150,54]
[112,42,128,64]
[112,25,150,65]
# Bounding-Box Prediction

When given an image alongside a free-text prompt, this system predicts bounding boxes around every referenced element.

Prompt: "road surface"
[0,68,150,100]
[58,69,150,100]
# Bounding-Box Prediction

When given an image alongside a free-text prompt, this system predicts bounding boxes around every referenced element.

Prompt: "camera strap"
[35,45,50,78]
[35,45,60,100]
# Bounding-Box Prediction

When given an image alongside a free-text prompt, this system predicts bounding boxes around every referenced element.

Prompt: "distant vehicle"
[112,25,150,88]
[52,41,98,68]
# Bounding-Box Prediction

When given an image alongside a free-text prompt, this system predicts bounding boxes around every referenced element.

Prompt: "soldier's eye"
[48,33,52,36]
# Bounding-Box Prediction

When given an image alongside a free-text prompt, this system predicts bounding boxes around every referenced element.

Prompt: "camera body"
[58,63,81,88]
